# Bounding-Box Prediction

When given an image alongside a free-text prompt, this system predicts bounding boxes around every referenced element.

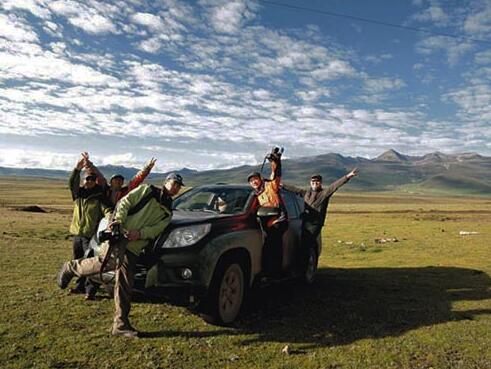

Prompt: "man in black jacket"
[283,168,358,257]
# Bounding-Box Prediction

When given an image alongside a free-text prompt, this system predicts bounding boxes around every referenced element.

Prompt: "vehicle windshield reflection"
[173,187,252,215]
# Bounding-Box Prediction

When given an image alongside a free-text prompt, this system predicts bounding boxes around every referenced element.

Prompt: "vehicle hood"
[171,209,236,225]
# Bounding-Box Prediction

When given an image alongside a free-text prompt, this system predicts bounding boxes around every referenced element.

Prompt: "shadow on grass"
[137,267,491,347]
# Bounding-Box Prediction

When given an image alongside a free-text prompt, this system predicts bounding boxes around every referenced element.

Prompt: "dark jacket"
[283,175,349,236]
[69,169,112,237]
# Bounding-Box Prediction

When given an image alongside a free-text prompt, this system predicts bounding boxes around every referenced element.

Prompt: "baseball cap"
[165,173,184,186]
[247,171,262,182]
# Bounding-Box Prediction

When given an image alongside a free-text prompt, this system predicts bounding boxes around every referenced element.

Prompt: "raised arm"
[127,157,156,192]
[322,168,359,198]
[68,157,84,200]
[82,152,107,187]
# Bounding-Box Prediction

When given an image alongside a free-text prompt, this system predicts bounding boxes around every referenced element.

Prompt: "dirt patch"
[18,205,47,213]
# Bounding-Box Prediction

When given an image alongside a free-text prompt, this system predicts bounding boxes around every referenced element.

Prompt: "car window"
[282,191,299,219]
[174,187,252,215]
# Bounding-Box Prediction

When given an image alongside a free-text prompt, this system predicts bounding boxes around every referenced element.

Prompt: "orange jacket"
[255,160,287,227]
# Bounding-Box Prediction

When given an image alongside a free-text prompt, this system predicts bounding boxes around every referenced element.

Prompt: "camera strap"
[127,186,160,216]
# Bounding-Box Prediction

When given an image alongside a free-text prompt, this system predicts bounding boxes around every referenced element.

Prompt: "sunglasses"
[85,176,97,182]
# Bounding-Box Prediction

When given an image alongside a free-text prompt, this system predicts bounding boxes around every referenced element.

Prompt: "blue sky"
[0,0,490,172]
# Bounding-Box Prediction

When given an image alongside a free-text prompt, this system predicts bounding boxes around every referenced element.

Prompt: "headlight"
[162,223,211,248]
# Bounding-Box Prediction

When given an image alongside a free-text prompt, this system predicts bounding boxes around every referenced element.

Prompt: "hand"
[347,168,359,179]
[125,230,140,241]
[107,221,121,231]
[146,157,157,170]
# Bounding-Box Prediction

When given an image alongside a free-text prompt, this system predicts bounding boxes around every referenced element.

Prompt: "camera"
[266,146,284,162]
[98,222,123,243]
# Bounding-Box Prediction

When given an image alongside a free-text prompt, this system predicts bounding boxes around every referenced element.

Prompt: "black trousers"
[72,236,98,295]
[260,221,288,276]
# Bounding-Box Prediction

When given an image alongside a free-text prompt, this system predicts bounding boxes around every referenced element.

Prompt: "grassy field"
[0,177,490,369]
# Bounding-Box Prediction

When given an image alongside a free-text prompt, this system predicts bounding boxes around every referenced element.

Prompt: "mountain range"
[1,150,490,195]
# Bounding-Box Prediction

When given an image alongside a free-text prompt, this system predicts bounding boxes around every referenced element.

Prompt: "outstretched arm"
[323,168,359,198]
[282,183,307,196]
[127,157,156,192]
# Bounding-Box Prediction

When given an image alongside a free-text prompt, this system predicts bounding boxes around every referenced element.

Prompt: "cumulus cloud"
[0,13,39,42]
[201,0,257,34]
[415,36,474,65]
[411,1,449,25]
[48,0,118,34]
[1,0,51,19]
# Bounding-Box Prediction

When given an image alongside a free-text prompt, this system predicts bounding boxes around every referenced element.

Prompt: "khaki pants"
[68,241,138,330]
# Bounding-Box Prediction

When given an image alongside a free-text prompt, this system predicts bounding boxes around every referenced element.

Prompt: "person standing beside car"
[247,147,288,277]
[283,168,359,261]
[68,155,112,300]
[57,173,184,338]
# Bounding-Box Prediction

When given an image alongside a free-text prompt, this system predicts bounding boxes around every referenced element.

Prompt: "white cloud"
[48,0,117,34]
[1,0,51,19]
[311,60,357,80]
[464,5,491,36]
[70,13,117,35]
[131,12,165,31]
[364,77,406,93]
[203,0,257,34]
[0,50,120,86]
[0,13,39,42]
[475,50,491,65]
[415,36,474,65]
[412,2,449,25]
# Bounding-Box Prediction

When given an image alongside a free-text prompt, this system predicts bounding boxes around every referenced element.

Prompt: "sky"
[0,0,491,172]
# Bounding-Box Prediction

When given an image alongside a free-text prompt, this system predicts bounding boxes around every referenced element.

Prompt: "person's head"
[84,171,97,189]
[110,174,124,190]
[247,172,263,191]
[164,173,184,196]
[216,195,228,213]
[310,174,322,191]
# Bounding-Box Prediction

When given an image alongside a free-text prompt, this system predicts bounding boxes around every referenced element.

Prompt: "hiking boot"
[69,287,85,295]
[84,292,96,301]
[111,326,139,338]
[56,262,74,289]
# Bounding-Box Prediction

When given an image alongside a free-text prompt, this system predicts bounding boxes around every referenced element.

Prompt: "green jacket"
[114,184,173,255]
[69,169,112,237]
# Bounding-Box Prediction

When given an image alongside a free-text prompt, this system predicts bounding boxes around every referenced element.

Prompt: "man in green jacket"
[68,155,112,298]
[57,173,184,338]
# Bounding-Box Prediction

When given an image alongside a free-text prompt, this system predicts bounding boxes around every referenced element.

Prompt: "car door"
[281,190,302,270]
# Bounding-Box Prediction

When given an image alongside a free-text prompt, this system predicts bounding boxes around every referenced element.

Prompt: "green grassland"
[0,177,490,369]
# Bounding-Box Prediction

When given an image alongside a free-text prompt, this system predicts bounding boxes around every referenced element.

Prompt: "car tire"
[201,257,247,326]
[303,247,318,284]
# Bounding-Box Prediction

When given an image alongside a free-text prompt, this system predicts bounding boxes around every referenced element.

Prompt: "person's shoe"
[111,326,139,338]
[56,262,74,289]
[84,293,96,301]
[69,287,85,295]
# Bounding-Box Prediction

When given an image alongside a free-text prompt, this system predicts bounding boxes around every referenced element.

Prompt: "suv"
[89,184,320,325]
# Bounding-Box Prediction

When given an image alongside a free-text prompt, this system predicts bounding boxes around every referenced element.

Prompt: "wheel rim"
[218,263,244,323]
[305,250,317,282]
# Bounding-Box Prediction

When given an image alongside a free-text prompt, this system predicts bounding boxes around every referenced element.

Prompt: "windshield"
[174,187,252,215]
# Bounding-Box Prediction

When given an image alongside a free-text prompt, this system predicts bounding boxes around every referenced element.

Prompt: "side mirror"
[257,206,280,217]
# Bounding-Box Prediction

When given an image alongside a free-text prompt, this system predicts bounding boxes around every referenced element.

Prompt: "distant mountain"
[375,149,411,162]
[1,150,490,195]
